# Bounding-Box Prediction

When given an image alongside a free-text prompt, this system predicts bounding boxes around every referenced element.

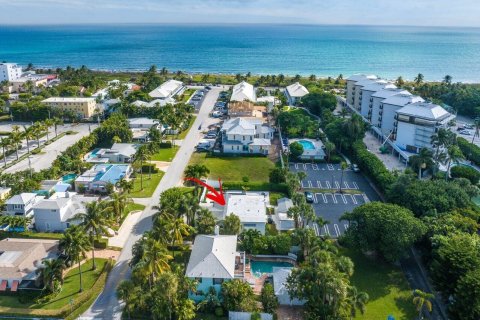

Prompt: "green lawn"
[340,247,417,320]
[0,259,107,310]
[176,88,196,103]
[189,153,275,183]
[150,146,180,162]
[125,202,146,214]
[130,172,164,198]
[269,192,287,205]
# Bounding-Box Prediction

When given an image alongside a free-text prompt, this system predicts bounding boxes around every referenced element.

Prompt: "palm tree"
[118,178,134,194]
[324,141,335,163]
[445,145,464,181]
[339,162,348,193]
[109,193,132,224]
[10,125,22,160]
[412,289,434,320]
[138,237,172,287]
[346,286,369,319]
[443,75,452,85]
[23,125,34,154]
[74,201,112,270]
[472,118,480,144]
[134,145,150,190]
[287,205,302,229]
[52,117,63,137]
[59,225,91,292]
[117,280,145,319]
[395,76,405,87]
[38,258,65,293]
[180,192,200,226]
[414,73,424,86]
[0,137,10,167]
[410,148,434,179]
[43,118,54,141]
[168,217,191,257]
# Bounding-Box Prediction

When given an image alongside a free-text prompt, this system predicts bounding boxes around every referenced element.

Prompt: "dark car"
[351,164,360,172]
[304,191,314,203]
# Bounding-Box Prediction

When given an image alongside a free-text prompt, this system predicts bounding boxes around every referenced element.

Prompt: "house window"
[244,223,257,228]
[237,146,240,150]
[213,278,224,285]
[242,136,245,141]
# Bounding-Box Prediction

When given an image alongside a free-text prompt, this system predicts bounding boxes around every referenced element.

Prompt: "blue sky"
[0,0,479,27]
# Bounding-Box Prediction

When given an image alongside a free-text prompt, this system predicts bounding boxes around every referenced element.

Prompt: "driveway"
[80,88,220,320]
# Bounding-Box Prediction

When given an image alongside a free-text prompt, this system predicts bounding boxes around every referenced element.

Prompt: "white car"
[460,130,472,135]
[211,111,223,118]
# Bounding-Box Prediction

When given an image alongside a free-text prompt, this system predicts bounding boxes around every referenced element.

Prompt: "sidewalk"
[108,210,143,248]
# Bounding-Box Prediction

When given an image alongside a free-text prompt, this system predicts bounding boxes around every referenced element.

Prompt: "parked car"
[304,191,314,203]
[205,86,212,90]
[351,164,360,172]
[463,124,474,129]
[211,111,223,118]
[460,130,472,135]
[205,133,217,139]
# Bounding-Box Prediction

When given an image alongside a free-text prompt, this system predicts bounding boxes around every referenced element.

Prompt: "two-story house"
[33,192,98,232]
[221,118,274,155]
[5,193,43,217]
[186,234,245,302]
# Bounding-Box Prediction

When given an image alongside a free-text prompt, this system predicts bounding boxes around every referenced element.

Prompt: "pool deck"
[245,255,297,294]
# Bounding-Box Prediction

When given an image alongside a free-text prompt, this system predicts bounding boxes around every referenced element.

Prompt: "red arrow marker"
[184,177,226,206]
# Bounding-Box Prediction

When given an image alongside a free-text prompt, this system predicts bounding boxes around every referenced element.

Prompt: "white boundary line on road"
[308,180,313,188]
[317,180,322,188]
[312,193,318,203]
[334,224,341,237]
[323,225,330,236]
[335,181,340,189]
[325,181,331,189]
[353,181,359,189]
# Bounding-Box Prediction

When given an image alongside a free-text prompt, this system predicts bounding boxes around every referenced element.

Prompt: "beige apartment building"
[42,97,97,118]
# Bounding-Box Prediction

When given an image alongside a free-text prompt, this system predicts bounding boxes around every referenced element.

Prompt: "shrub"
[269,167,287,184]
[451,165,480,184]
[350,141,396,193]
[289,142,304,159]
[141,163,158,174]
[458,137,480,166]
[94,238,108,249]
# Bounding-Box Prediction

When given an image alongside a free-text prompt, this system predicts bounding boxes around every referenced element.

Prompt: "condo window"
[213,278,224,285]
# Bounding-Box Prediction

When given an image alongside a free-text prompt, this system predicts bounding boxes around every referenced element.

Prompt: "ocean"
[1,24,480,82]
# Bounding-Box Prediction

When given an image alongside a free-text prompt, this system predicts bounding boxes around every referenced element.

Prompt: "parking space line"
[341,194,347,204]
[312,163,319,170]
[323,225,330,236]
[353,181,359,189]
[294,163,298,169]
[334,224,341,237]
[317,180,322,188]
[308,180,313,188]
[326,193,337,204]
[313,223,319,236]
[312,193,318,203]
[315,193,326,203]
[327,164,334,171]
[325,181,331,189]
[344,181,350,189]
[363,194,370,203]
[344,224,349,231]
[303,163,307,170]
[349,194,358,204]
[335,181,340,189]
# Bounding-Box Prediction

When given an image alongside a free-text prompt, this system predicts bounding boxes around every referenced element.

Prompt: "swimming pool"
[62,173,77,182]
[298,140,315,150]
[251,261,294,278]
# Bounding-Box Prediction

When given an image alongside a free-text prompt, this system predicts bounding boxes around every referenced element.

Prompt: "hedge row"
[222,181,288,193]
[458,137,480,166]
[349,141,397,193]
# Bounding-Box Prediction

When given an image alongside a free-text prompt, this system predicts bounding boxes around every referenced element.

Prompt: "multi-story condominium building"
[344,74,455,159]
[346,74,377,110]
[369,88,411,128]
[377,94,424,135]
[0,63,22,82]
[359,80,396,119]
[394,102,455,153]
[42,97,97,118]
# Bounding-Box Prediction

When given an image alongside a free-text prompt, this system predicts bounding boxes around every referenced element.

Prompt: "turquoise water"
[1,24,480,81]
[298,140,315,150]
[62,173,77,182]
[251,261,294,278]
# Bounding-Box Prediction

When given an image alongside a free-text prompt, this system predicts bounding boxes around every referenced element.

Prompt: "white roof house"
[346,74,378,82]
[5,193,42,217]
[128,117,159,129]
[231,81,256,102]
[272,267,305,306]
[286,82,309,98]
[223,118,259,136]
[273,198,295,231]
[222,192,268,234]
[148,80,183,99]
[186,235,238,279]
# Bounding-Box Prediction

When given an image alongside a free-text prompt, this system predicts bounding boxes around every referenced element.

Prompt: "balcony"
[234,251,246,278]
[370,98,373,102]
[379,110,383,115]
[394,122,398,127]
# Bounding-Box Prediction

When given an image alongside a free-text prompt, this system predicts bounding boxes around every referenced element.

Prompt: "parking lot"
[290,162,380,238]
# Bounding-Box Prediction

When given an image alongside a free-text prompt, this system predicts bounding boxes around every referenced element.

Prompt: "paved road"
[3,123,97,173]
[80,88,220,319]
